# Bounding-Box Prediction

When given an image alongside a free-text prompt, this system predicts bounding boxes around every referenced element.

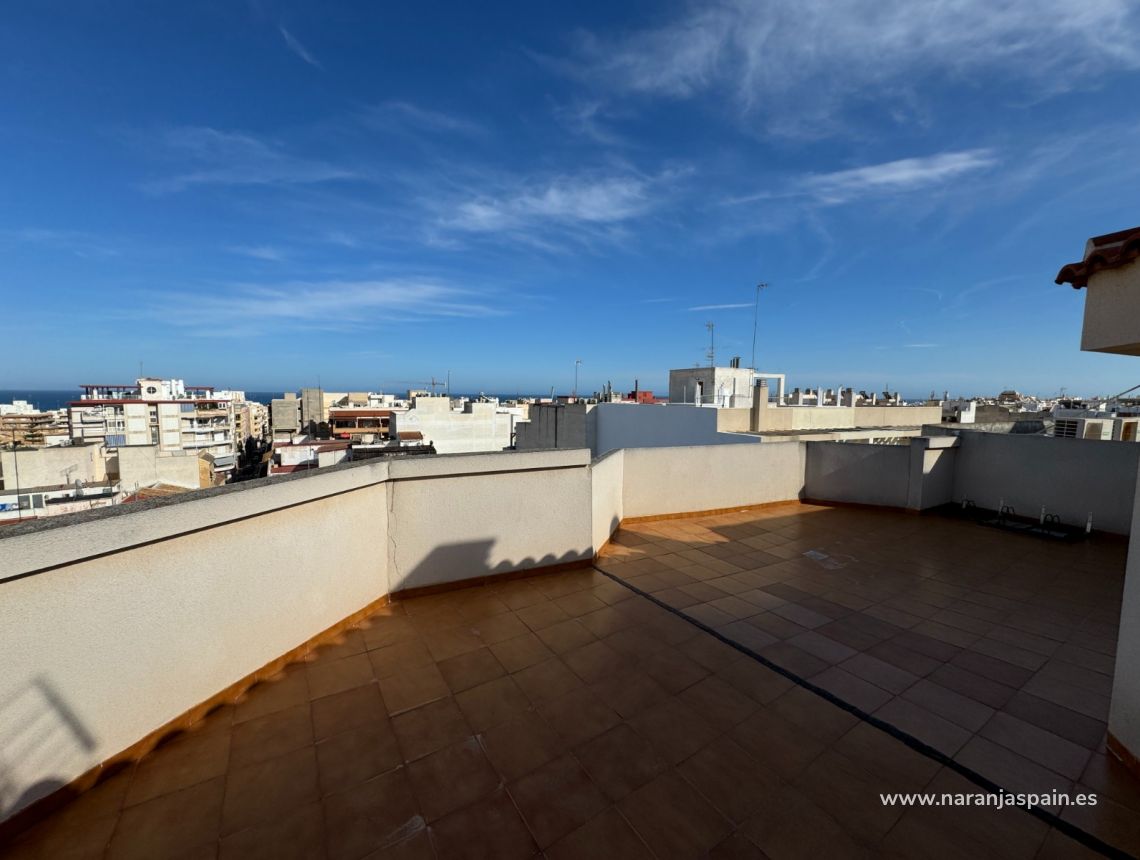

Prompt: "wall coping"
[0,448,591,582]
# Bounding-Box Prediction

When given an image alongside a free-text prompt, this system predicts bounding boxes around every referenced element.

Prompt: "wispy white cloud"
[440,169,683,246]
[727,148,997,208]
[143,127,355,193]
[279,26,322,69]
[689,302,753,310]
[228,244,287,261]
[801,150,997,204]
[363,102,486,137]
[146,279,506,336]
[563,0,1140,134]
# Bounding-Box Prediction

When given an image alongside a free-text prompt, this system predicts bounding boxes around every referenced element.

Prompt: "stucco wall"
[1109,465,1140,761]
[805,442,911,508]
[594,403,759,457]
[621,442,805,519]
[854,405,943,427]
[0,463,391,821]
[0,444,106,490]
[590,449,624,553]
[117,445,202,490]
[385,450,592,591]
[716,408,752,433]
[1081,262,1140,355]
[952,433,1139,534]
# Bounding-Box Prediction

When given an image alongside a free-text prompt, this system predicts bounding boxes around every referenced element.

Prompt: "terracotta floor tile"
[554,591,608,618]
[731,709,826,781]
[1080,753,1140,813]
[561,639,631,685]
[469,610,530,645]
[478,711,563,780]
[809,666,893,714]
[954,737,1075,802]
[455,675,533,732]
[489,633,555,673]
[1004,692,1105,751]
[708,831,768,860]
[436,647,505,694]
[642,647,710,694]
[406,736,500,821]
[454,593,512,623]
[686,603,739,628]
[310,682,388,741]
[423,626,484,663]
[516,601,572,632]
[757,641,830,678]
[509,754,608,848]
[221,746,320,835]
[739,782,871,860]
[233,667,311,724]
[832,721,940,789]
[768,685,859,745]
[573,722,667,801]
[619,771,732,860]
[229,702,313,769]
[391,697,471,762]
[106,777,225,860]
[677,675,757,730]
[360,615,420,652]
[378,664,450,716]
[534,619,596,655]
[717,620,780,652]
[307,653,376,701]
[323,768,423,860]
[428,787,537,860]
[631,696,720,765]
[899,678,994,733]
[537,687,621,747]
[218,799,324,860]
[1062,792,1140,857]
[716,658,794,704]
[589,669,671,719]
[839,652,919,695]
[125,727,230,808]
[683,634,745,672]
[9,813,120,860]
[792,748,906,844]
[546,807,653,860]
[678,734,780,824]
[874,696,972,757]
[368,640,436,680]
[978,712,1092,781]
[928,663,1016,710]
[316,722,403,795]
[513,657,586,704]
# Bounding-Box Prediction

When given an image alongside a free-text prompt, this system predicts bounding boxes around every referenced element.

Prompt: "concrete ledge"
[1,460,392,581]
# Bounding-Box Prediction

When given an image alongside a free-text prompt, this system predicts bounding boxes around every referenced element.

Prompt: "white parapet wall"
[2,433,1137,825]
[951,432,1140,534]
[621,442,806,519]
[805,442,912,508]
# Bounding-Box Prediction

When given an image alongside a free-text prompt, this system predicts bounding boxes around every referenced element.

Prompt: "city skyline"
[4,2,1140,394]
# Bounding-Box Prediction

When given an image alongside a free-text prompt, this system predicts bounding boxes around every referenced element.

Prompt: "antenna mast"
[706,322,715,367]
[750,282,768,371]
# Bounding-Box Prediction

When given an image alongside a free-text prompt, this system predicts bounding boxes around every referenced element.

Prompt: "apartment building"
[67,377,240,478]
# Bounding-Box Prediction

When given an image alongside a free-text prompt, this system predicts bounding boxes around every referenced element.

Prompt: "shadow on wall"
[0,677,96,820]
[393,539,592,592]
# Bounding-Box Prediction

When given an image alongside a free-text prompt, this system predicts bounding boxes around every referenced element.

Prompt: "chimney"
[750,379,769,432]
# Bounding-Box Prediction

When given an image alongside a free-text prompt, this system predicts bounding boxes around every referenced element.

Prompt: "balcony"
[2,441,1139,856]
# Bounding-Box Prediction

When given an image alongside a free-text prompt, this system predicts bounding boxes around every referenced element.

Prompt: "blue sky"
[3,1,1140,397]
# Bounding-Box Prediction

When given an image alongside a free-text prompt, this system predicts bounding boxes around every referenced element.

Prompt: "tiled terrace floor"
[5,503,1139,859]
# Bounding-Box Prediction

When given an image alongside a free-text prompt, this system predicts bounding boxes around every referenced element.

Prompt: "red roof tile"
[1055,226,1140,288]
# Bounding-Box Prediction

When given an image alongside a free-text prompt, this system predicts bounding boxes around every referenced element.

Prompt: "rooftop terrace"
[5,504,1138,858]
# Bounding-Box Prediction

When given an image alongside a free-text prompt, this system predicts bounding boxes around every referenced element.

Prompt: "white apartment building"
[68,378,241,478]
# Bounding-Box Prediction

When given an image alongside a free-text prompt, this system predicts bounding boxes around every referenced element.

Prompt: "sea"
[0,390,548,410]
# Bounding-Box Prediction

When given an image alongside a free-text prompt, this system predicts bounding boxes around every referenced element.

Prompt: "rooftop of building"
[4,503,1136,858]
[1056,226,1140,288]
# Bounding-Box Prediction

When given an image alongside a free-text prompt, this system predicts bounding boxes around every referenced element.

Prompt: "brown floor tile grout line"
[592,563,1137,860]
